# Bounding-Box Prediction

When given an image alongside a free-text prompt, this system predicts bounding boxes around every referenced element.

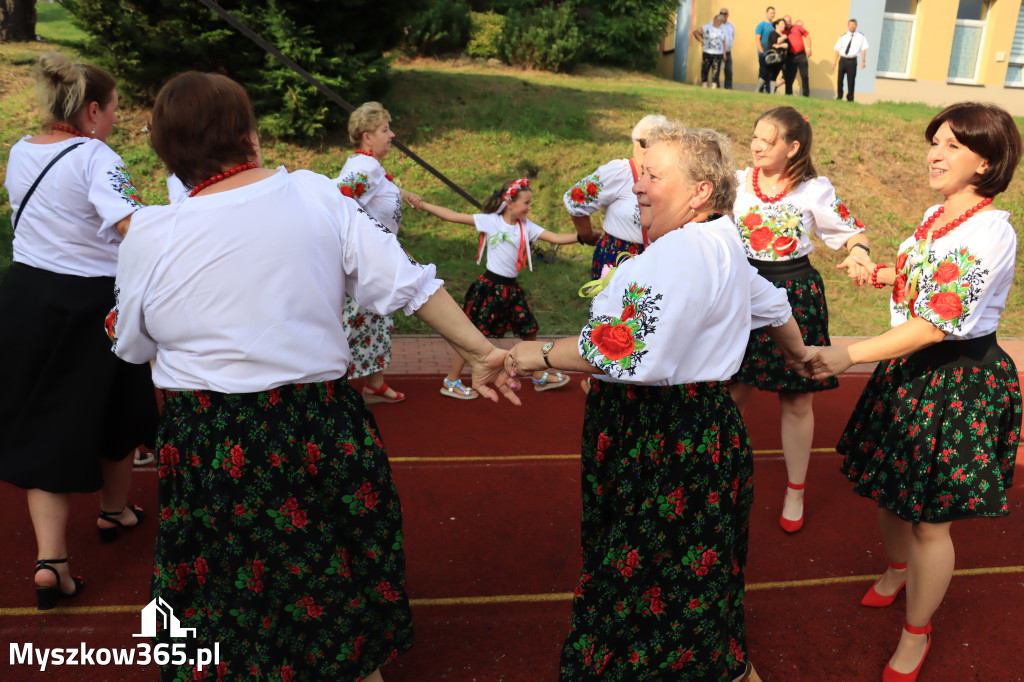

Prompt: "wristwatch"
[852,243,870,255]
[540,341,554,368]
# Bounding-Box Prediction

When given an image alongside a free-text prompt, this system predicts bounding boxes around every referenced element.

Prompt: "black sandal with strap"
[35,558,84,610]
[97,504,145,544]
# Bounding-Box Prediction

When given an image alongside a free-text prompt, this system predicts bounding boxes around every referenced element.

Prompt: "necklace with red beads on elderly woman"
[188,162,260,198]
[354,149,394,182]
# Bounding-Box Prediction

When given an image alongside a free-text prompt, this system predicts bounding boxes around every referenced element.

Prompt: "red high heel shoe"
[882,622,931,682]
[779,481,805,533]
[861,560,907,607]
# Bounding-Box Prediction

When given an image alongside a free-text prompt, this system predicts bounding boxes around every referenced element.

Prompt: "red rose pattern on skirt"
[462,275,539,338]
[733,269,839,393]
[152,381,412,681]
[838,353,1020,522]
[560,380,753,681]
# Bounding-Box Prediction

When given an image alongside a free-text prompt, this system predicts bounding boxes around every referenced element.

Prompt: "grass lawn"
[2,3,1023,337]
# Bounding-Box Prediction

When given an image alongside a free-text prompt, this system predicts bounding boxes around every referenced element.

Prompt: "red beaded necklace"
[51,124,87,137]
[752,167,787,203]
[188,162,259,198]
[912,196,992,241]
[354,149,394,182]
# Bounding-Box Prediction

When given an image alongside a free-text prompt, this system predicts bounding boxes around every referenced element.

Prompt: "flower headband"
[497,177,530,213]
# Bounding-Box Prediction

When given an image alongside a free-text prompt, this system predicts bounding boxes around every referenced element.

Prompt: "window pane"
[879,17,913,73]
[956,0,985,21]
[948,23,982,79]
[885,0,914,14]
[1007,64,1024,87]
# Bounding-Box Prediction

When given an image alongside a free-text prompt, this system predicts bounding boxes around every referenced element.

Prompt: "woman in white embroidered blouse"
[111,72,517,682]
[730,105,872,537]
[0,52,157,611]
[807,102,1022,682]
[334,102,423,405]
[564,114,668,280]
[508,123,813,681]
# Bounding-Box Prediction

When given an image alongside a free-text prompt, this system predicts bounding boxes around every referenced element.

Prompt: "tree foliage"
[60,0,419,140]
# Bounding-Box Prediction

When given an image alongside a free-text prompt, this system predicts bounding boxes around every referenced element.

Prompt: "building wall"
[663,0,1024,115]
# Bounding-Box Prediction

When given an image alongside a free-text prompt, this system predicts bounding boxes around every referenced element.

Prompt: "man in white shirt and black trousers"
[831,18,869,101]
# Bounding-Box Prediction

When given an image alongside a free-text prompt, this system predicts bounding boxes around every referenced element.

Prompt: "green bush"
[499,3,584,73]
[60,0,419,141]
[581,1,678,71]
[466,11,504,60]
[401,0,472,56]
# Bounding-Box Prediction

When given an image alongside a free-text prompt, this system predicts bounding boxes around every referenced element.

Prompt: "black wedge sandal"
[97,504,145,544]
[35,558,84,611]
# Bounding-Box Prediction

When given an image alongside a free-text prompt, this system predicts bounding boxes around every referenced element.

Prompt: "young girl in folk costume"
[730,106,872,534]
[808,102,1022,682]
[418,178,579,399]
[335,102,423,404]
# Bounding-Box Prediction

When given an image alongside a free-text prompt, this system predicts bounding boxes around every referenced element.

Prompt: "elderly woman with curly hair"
[509,122,813,681]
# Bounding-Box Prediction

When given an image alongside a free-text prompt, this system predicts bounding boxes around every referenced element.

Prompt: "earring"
[90,126,96,135]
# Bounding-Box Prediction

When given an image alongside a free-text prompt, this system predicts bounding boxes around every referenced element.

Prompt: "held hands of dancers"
[470,346,523,405]
[401,189,422,210]
[802,345,853,380]
[837,238,873,286]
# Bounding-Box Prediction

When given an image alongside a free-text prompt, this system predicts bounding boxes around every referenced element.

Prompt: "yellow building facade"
[658,0,1024,114]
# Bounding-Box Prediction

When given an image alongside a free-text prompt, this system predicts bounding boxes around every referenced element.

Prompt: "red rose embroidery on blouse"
[586,182,598,197]
[932,261,961,285]
[749,226,774,252]
[571,187,586,203]
[620,304,636,321]
[340,186,353,198]
[741,212,762,228]
[591,323,635,361]
[896,252,908,271]
[928,291,963,321]
[104,309,117,340]
[892,273,908,304]
[772,236,798,257]
[836,203,850,220]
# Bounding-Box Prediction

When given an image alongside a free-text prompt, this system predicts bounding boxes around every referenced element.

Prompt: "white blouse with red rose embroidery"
[732,168,865,262]
[334,153,403,235]
[577,214,792,385]
[889,206,1014,339]
[562,158,644,245]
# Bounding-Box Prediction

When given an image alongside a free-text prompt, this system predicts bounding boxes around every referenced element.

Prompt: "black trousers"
[837,56,857,101]
[723,51,733,89]
[784,51,809,96]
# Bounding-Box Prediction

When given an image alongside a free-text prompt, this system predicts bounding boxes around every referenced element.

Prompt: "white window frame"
[877,11,918,78]
[947,18,988,84]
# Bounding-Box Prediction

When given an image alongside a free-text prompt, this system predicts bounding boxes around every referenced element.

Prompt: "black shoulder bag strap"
[12,141,85,232]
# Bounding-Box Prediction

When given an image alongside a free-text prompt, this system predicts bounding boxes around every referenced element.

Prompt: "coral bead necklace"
[752,167,787,203]
[188,162,259,198]
[354,149,394,182]
[51,124,87,137]
[912,196,992,242]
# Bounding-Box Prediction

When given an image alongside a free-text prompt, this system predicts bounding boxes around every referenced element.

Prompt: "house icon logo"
[134,596,197,638]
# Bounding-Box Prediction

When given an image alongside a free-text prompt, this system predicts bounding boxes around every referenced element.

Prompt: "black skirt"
[461,270,539,338]
[0,262,158,493]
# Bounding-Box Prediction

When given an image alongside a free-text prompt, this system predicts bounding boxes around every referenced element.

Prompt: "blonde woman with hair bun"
[0,52,157,610]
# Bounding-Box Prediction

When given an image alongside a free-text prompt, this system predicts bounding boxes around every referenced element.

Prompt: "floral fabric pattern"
[107,165,143,207]
[580,282,661,379]
[733,270,838,392]
[560,380,753,681]
[737,205,802,260]
[338,172,370,199]
[891,244,987,334]
[152,380,412,681]
[567,174,603,211]
[461,274,538,338]
[591,234,644,281]
[838,352,1020,522]
[343,295,393,379]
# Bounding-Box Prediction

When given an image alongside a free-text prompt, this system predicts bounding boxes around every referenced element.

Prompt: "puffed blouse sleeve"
[87,143,145,243]
[563,159,628,217]
[749,265,792,328]
[339,197,443,316]
[899,213,1017,336]
[804,176,865,250]
[335,155,386,205]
